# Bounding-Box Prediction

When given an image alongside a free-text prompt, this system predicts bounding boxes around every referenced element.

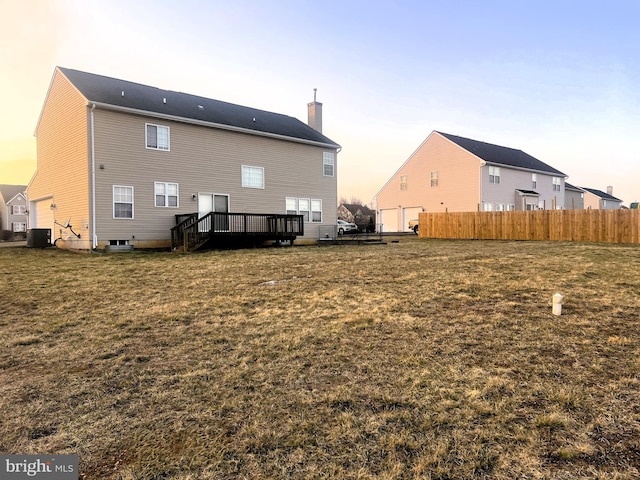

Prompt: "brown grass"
[1,238,639,479]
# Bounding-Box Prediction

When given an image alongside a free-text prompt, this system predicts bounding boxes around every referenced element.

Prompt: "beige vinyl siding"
[377,131,481,216]
[92,108,337,245]
[28,69,91,248]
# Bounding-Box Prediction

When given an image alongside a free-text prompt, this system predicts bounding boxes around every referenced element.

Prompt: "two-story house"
[0,184,27,235]
[581,187,623,210]
[375,131,567,232]
[27,67,340,250]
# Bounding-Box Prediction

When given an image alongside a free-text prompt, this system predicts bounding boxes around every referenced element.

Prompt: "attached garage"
[379,208,398,232]
[402,207,422,232]
[30,197,55,233]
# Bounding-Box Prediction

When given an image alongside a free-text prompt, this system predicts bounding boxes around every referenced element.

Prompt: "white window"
[489,166,500,184]
[497,204,505,211]
[286,197,322,223]
[323,152,335,176]
[12,205,26,215]
[286,197,298,215]
[242,165,265,189]
[311,199,322,222]
[483,203,493,211]
[146,123,170,150]
[12,222,26,232]
[532,173,537,189]
[430,171,439,187]
[155,182,179,207]
[400,175,408,190]
[552,177,562,192]
[507,204,515,211]
[299,198,310,222]
[113,185,134,219]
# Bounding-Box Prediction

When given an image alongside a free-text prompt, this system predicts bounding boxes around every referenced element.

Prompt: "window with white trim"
[12,205,26,215]
[311,199,322,222]
[400,175,408,190]
[12,222,26,232]
[286,197,298,215]
[483,203,493,211]
[146,123,170,150]
[489,166,500,184]
[113,185,134,219]
[430,171,439,187]
[155,182,179,207]
[242,165,265,189]
[552,177,561,191]
[532,173,537,189]
[286,196,322,223]
[299,198,310,222]
[323,152,335,176]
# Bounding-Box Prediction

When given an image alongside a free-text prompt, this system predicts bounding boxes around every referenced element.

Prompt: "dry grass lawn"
[1,238,639,479]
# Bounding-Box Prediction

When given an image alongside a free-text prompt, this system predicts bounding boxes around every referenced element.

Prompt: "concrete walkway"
[0,241,27,248]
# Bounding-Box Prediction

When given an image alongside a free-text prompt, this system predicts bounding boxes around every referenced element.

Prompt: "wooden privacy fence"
[418,209,640,244]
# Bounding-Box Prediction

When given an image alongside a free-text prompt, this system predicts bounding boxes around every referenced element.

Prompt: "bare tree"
[339,196,364,206]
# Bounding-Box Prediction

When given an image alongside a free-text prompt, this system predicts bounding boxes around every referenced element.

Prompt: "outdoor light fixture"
[50,203,56,210]
[192,194,197,200]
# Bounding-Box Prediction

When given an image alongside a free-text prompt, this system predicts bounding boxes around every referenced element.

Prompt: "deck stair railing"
[171,212,304,251]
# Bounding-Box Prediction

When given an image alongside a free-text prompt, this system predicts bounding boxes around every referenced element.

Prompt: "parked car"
[337,219,358,235]
[408,219,419,234]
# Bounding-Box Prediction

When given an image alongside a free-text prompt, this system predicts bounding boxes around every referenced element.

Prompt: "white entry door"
[198,193,229,231]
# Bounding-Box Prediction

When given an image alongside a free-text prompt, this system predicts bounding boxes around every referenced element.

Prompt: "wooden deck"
[171,212,304,252]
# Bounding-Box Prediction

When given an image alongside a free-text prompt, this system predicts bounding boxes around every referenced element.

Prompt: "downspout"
[90,104,97,250]
[479,161,486,211]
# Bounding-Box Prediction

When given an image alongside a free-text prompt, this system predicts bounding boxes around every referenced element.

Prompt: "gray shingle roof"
[437,132,565,176]
[580,187,622,202]
[59,67,339,148]
[564,182,583,192]
[0,184,26,203]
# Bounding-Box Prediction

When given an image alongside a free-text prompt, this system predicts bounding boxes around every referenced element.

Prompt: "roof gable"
[0,184,26,203]
[58,67,339,148]
[437,131,565,176]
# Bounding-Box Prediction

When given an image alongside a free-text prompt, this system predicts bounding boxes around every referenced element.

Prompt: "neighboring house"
[337,203,376,231]
[564,183,585,210]
[27,67,340,249]
[581,186,623,210]
[375,131,567,232]
[0,184,27,235]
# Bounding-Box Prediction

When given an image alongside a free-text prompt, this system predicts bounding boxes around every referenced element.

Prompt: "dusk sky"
[1,0,638,206]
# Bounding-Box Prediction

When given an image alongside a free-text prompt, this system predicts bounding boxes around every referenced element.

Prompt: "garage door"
[379,208,398,232]
[402,207,423,232]
[31,198,55,232]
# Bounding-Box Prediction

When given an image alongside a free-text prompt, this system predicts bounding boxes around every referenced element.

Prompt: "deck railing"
[171,212,304,251]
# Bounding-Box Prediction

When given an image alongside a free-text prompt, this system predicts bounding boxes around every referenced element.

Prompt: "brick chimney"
[307,88,323,133]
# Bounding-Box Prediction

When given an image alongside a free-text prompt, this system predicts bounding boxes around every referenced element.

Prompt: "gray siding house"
[27,67,340,249]
[0,184,27,235]
[564,183,585,210]
[375,131,567,232]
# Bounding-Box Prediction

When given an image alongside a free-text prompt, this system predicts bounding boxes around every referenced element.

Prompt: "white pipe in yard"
[552,293,564,316]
